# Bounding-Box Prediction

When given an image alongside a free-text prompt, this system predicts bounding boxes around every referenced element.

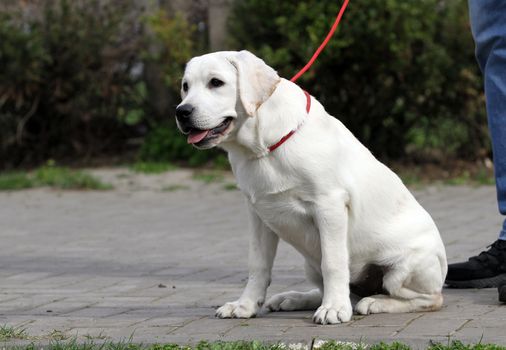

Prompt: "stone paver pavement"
[0,169,505,347]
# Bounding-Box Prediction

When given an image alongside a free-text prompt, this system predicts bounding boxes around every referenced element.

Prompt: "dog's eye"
[182,82,189,92]
[209,78,224,88]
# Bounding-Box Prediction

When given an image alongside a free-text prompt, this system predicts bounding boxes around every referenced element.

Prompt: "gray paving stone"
[396,317,468,337]
[130,316,196,328]
[224,325,292,341]
[474,306,506,319]
[94,296,158,308]
[170,317,244,337]
[284,324,400,338]
[63,306,132,318]
[240,313,314,327]
[447,319,506,345]
[1,170,506,347]
[16,299,97,316]
[350,313,420,327]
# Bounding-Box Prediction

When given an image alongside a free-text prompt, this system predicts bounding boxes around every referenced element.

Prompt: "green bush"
[0,1,202,169]
[0,0,145,168]
[2,0,484,169]
[142,11,195,98]
[139,123,228,167]
[228,0,488,161]
[134,10,221,167]
[135,10,228,168]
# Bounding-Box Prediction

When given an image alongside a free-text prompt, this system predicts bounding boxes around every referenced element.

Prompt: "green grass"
[130,162,178,174]
[473,168,496,186]
[1,339,505,350]
[0,324,28,341]
[427,341,506,350]
[395,167,495,187]
[192,170,225,184]
[211,154,231,170]
[0,172,34,190]
[116,173,132,179]
[47,329,68,341]
[397,171,423,187]
[315,340,368,350]
[162,184,190,192]
[34,166,112,190]
[223,183,238,191]
[82,332,109,341]
[443,170,495,186]
[0,166,112,191]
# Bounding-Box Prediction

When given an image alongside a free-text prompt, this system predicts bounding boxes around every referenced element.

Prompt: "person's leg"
[445,0,506,290]
[469,0,506,237]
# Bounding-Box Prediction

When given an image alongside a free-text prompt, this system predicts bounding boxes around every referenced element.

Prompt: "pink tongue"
[187,130,209,144]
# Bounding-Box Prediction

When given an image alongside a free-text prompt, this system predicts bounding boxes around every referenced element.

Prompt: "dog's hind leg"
[264,261,323,312]
[355,292,443,314]
[355,254,444,315]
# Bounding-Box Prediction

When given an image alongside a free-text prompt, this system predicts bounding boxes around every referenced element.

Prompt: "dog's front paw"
[312,301,352,325]
[216,300,257,319]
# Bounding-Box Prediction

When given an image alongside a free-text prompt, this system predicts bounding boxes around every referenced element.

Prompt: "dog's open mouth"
[187,117,234,145]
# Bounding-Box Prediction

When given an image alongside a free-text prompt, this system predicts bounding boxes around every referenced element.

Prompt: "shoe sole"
[500,285,506,303]
[446,273,506,288]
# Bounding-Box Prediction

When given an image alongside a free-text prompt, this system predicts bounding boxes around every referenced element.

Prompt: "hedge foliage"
[228,0,489,161]
[0,0,490,169]
[0,0,199,169]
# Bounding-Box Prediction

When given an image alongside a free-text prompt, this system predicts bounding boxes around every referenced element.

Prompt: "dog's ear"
[228,50,280,116]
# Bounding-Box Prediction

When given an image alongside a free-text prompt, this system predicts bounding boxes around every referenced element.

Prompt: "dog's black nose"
[175,104,194,120]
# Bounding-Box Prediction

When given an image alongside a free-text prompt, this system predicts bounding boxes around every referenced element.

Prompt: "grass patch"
[130,162,178,174]
[1,340,505,350]
[427,341,506,350]
[211,154,231,170]
[368,342,410,350]
[34,166,112,190]
[473,168,496,186]
[83,332,109,341]
[397,170,423,187]
[392,163,495,187]
[0,165,112,191]
[47,329,68,341]
[443,169,495,186]
[0,324,28,340]
[0,172,34,190]
[223,183,238,191]
[192,170,225,184]
[315,340,368,350]
[162,184,190,192]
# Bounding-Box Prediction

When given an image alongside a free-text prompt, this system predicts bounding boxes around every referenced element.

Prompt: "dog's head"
[175,50,280,149]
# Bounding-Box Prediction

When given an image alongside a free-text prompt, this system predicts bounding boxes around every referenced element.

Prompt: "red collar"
[268,90,311,153]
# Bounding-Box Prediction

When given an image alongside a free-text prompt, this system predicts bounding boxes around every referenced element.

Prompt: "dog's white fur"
[178,50,447,324]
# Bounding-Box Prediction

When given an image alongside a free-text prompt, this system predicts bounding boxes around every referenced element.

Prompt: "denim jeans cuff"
[500,222,506,241]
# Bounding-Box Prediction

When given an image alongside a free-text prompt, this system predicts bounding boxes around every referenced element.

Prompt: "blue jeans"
[469,0,506,240]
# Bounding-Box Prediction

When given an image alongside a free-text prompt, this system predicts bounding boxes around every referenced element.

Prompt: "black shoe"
[445,239,506,288]
[500,283,506,302]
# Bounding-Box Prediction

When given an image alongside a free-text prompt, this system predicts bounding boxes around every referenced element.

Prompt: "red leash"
[268,1,349,153]
[290,0,350,83]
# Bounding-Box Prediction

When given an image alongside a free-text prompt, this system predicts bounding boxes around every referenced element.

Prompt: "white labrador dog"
[175,50,447,324]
